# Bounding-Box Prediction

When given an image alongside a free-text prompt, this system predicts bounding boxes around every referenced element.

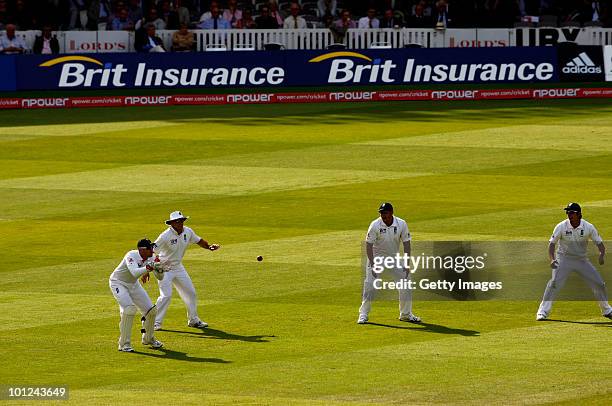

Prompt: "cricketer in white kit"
[109,238,166,352]
[152,211,220,330]
[358,202,421,324]
[537,202,612,321]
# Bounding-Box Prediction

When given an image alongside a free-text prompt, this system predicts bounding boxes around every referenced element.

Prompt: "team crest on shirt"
[580,230,584,236]
[565,231,572,235]
[184,234,187,242]
[170,239,178,245]
[394,226,397,234]
[380,228,386,234]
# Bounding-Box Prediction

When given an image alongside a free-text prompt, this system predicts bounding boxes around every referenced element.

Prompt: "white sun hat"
[165,211,190,225]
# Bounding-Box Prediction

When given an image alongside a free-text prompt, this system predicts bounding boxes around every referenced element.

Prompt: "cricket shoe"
[536,313,548,321]
[357,315,368,324]
[604,311,612,320]
[118,345,134,352]
[399,314,421,323]
[142,338,164,349]
[188,320,208,328]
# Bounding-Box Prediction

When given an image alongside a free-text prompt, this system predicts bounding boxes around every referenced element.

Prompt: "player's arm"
[548,243,556,263]
[197,239,220,251]
[140,259,166,284]
[403,241,411,259]
[596,242,605,265]
[365,242,378,278]
[365,222,377,277]
[366,242,374,267]
[548,224,561,269]
[126,257,151,279]
[400,222,412,272]
[401,222,411,273]
[189,228,220,251]
[590,224,605,265]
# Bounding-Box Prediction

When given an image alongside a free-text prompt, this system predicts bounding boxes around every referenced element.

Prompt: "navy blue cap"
[564,202,581,213]
[137,238,155,249]
[378,202,394,213]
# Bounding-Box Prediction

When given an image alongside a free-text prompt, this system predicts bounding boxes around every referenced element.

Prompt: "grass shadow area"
[162,327,275,343]
[132,347,232,363]
[365,321,480,336]
[545,319,612,326]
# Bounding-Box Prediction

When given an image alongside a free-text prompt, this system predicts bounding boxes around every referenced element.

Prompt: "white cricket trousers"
[538,256,612,316]
[109,278,155,348]
[359,267,413,318]
[155,266,201,326]
[109,279,154,314]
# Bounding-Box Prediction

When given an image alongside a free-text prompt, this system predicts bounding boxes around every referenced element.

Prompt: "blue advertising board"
[0,56,17,91]
[8,47,559,91]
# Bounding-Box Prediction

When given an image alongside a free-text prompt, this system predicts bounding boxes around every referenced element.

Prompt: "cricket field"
[0,99,611,405]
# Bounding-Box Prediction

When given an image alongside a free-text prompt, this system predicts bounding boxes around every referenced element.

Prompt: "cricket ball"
[257,255,263,262]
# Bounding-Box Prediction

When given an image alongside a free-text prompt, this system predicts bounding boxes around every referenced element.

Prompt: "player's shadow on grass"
[365,322,479,336]
[162,328,275,343]
[545,319,612,326]
[133,348,231,363]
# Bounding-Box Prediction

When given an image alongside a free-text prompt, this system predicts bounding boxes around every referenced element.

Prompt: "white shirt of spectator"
[199,11,212,22]
[42,38,52,54]
[110,249,154,284]
[366,216,411,258]
[0,35,28,54]
[154,226,202,270]
[549,219,603,259]
[358,16,380,28]
[283,15,307,29]
[148,35,157,48]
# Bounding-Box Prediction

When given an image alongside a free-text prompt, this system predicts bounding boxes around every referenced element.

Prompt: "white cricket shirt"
[154,226,202,269]
[366,216,411,257]
[110,249,154,284]
[550,219,603,259]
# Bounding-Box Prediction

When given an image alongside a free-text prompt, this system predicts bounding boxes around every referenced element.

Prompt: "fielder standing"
[358,203,421,324]
[537,203,612,320]
[153,211,220,330]
[109,239,165,352]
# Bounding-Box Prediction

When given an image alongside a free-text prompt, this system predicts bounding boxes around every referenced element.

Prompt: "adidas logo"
[562,52,602,74]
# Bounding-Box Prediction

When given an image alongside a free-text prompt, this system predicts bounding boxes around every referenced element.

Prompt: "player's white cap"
[165,211,190,225]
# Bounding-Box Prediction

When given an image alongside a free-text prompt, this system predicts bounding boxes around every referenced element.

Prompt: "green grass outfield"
[0,99,611,405]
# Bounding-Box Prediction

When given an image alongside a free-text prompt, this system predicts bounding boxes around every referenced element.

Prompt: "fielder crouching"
[109,238,167,352]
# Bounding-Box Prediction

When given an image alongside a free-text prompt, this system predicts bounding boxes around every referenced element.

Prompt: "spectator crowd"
[0,1,609,53]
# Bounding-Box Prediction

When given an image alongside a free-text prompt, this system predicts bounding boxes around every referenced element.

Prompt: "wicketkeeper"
[109,238,167,352]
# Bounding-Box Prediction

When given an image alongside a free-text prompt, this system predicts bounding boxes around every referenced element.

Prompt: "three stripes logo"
[562,52,602,74]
